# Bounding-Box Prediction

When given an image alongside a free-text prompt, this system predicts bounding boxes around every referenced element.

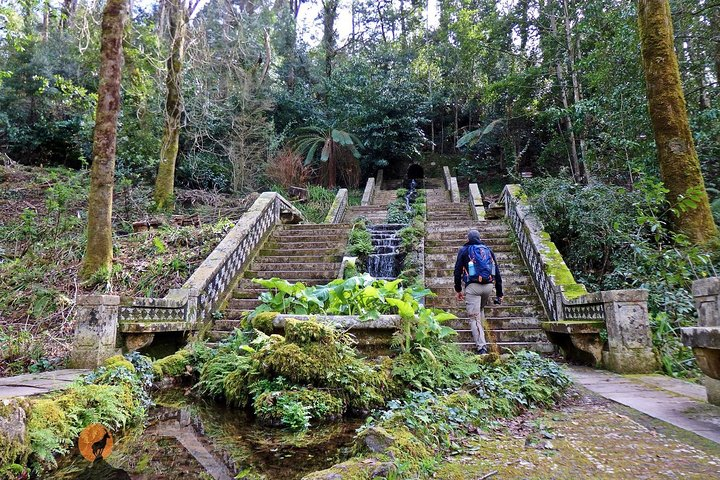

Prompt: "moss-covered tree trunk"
[153,0,187,211]
[637,0,718,244]
[712,7,720,87]
[80,0,127,280]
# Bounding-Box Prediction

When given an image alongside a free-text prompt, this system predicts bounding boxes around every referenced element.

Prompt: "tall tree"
[153,0,197,211]
[321,0,339,80]
[637,0,717,244]
[80,0,128,280]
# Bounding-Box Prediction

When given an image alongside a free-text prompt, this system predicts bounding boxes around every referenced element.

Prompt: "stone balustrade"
[443,166,452,190]
[682,277,720,405]
[324,188,348,224]
[70,192,303,368]
[449,177,460,203]
[503,185,657,373]
[468,183,486,221]
[361,177,375,206]
[376,169,384,189]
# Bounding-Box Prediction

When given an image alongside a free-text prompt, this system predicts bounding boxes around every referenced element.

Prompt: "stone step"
[428,284,537,296]
[253,255,342,264]
[425,232,511,241]
[426,274,531,287]
[425,252,520,262]
[235,278,333,290]
[227,298,261,310]
[243,270,339,280]
[425,237,513,246]
[428,294,542,308]
[453,328,548,344]
[250,261,344,272]
[264,240,347,250]
[455,341,555,354]
[445,316,543,330]
[268,233,348,242]
[258,246,345,256]
[425,260,524,270]
[426,244,515,254]
[276,224,351,232]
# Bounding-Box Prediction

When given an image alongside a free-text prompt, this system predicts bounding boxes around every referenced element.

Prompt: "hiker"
[454,229,504,354]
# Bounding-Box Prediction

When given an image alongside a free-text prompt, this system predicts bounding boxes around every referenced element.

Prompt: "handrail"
[105,192,302,325]
[361,177,375,206]
[450,177,460,203]
[442,166,452,190]
[376,169,384,190]
[502,184,656,373]
[468,184,486,221]
[324,188,348,224]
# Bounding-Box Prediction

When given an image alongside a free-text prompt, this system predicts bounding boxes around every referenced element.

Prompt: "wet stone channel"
[366,224,404,280]
[48,389,363,480]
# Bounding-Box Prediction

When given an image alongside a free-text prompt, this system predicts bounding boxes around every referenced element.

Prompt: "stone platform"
[0,369,88,399]
[569,365,720,444]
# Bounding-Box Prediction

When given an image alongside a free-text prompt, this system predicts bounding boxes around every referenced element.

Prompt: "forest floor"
[436,387,720,480]
[0,161,255,375]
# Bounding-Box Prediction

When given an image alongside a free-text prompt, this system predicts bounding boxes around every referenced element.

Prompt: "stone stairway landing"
[211,223,350,341]
[423,183,553,354]
[343,187,398,224]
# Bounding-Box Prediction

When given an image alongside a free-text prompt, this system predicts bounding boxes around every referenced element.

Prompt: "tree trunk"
[322,0,338,80]
[328,141,336,189]
[638,0,718,244]
[712,7,720,84]
[685,37,710,110]
[80,0,128,280]
[561,0,588,183]
[154,0,188,211]
[549,10,581,182]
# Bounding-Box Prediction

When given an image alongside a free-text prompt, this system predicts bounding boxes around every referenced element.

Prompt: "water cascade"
[367,224,404,280]
[366,180,419,280]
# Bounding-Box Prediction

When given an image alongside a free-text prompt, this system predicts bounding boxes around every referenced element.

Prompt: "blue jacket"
[453,240,503,297]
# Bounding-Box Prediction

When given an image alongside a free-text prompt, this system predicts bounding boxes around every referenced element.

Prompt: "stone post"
[600,289,658,374]
[683,277,720,405]
[69,295,121,369]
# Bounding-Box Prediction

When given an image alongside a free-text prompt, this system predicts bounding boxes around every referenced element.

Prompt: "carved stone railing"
[682,277,720,405]
[361,177,376,206]
[324,188,348,224]
[70,192,304,368]
[468,184,486,221]
[442,166,452,190]
[449,177,460,203]
[376,169,384,190]
[502,184,657,373]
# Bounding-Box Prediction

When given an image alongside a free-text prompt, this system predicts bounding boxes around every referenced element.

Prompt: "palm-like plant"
[292,126,362,188]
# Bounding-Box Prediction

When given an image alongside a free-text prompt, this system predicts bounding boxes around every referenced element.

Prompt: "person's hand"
[456,291,464,301]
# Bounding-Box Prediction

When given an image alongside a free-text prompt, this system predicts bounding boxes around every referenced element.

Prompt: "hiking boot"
[477,345,488,355]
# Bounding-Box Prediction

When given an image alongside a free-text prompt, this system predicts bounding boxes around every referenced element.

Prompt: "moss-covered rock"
[301,457,395,480]
[0,400,30,470]
[251,312,278,334]
[254,388,345,429]
[153,349,191,377]
[104,355,136,373]
[284,318,334,345]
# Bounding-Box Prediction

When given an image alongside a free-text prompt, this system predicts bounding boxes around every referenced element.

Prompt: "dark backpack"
[463,244,496,285]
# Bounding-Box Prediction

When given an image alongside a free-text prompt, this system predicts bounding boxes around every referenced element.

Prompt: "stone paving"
[0,369,88,399]
[568,365,720,444]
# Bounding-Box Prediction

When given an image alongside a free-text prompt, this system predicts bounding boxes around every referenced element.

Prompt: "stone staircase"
[343,186,398,224]
[424,185,554,353]
[210,223,350,341]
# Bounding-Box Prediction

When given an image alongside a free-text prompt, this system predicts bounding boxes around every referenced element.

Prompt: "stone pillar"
[69,295,121,369]
[683,277,720,405]
[600,289,658,374]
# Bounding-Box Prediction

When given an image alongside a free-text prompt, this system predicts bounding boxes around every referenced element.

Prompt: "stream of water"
[49,389,362,480]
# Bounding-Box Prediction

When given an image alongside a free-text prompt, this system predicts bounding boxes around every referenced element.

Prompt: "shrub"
[265,148,311,189]
[254,389,345,430]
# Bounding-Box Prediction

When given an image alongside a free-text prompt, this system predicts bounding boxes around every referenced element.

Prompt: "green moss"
[152,349,191,377]
[251,312,278,334]
[104,355,136,373]
[538,231,588,300]
[0,401,30,470]
[303,457,395,480]
[254,388,345,429]
[284,318,334,345]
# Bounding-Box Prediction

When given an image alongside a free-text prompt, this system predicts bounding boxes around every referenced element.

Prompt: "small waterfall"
[367,180,420,281]
[367,224,404,280]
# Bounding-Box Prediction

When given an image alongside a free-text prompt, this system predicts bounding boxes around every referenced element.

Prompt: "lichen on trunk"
[80,0,128,280]
[637,0,718,244]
